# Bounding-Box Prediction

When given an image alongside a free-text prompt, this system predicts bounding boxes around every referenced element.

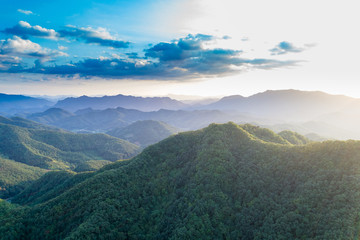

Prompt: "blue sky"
[0,0,359,98]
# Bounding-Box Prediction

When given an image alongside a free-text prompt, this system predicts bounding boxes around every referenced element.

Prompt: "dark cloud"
[58,26,130,48]
[3,21,58,39]
[126,52,140,59]
[270,41,305,55]
[1,34,299,79]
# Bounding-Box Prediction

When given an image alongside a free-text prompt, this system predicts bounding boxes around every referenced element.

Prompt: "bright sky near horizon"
[0,0,359,98]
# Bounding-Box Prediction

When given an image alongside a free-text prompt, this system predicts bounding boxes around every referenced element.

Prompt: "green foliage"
[107,120,180,147]
[0,157,46,199]
[2,122,360,239]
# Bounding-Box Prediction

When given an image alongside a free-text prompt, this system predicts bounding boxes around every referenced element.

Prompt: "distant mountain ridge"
[28,107,253,132]
[0,93,52,116]
[6,89,360,139]
[201,89,356,121]
[54,94,187,112]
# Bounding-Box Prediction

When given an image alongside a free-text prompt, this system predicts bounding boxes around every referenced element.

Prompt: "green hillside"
[0,157,46,199]
[0,122,140,171]
[107,120,180,147]
[2,123,360,239]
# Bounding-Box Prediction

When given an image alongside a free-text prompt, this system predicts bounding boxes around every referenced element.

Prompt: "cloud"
[1,36,44,55]
[17,9,34,15]
[58,25,130,48]
[58,45,68,50]
[270,41,306,55]
[3,34,298,79]
[0,36,67,70]
[145,34,217,61]
[3,21,58,39]
[0,54,21,70]
[2,22,129,49]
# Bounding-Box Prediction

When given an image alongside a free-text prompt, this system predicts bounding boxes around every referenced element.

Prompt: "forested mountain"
[2,123,360,239]
[107,120,180,147]
[28,107,253,132]
[54,94,187,112]
[0,93,53,116]
[0,122,139,171]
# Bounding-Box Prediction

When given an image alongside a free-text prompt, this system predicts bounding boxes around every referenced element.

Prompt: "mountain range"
[3,89,360,140]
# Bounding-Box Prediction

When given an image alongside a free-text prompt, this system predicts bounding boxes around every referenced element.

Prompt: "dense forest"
[1,123,360,239]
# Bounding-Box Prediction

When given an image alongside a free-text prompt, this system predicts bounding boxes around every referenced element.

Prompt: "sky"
[0,0,359,99]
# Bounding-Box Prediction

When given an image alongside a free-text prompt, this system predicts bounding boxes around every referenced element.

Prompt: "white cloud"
[0,36,42,54]
[58,45,68,50]
[17,9,34,15]
[85,27,115,40]
[0,36,67,59]
[58,25,129,48]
